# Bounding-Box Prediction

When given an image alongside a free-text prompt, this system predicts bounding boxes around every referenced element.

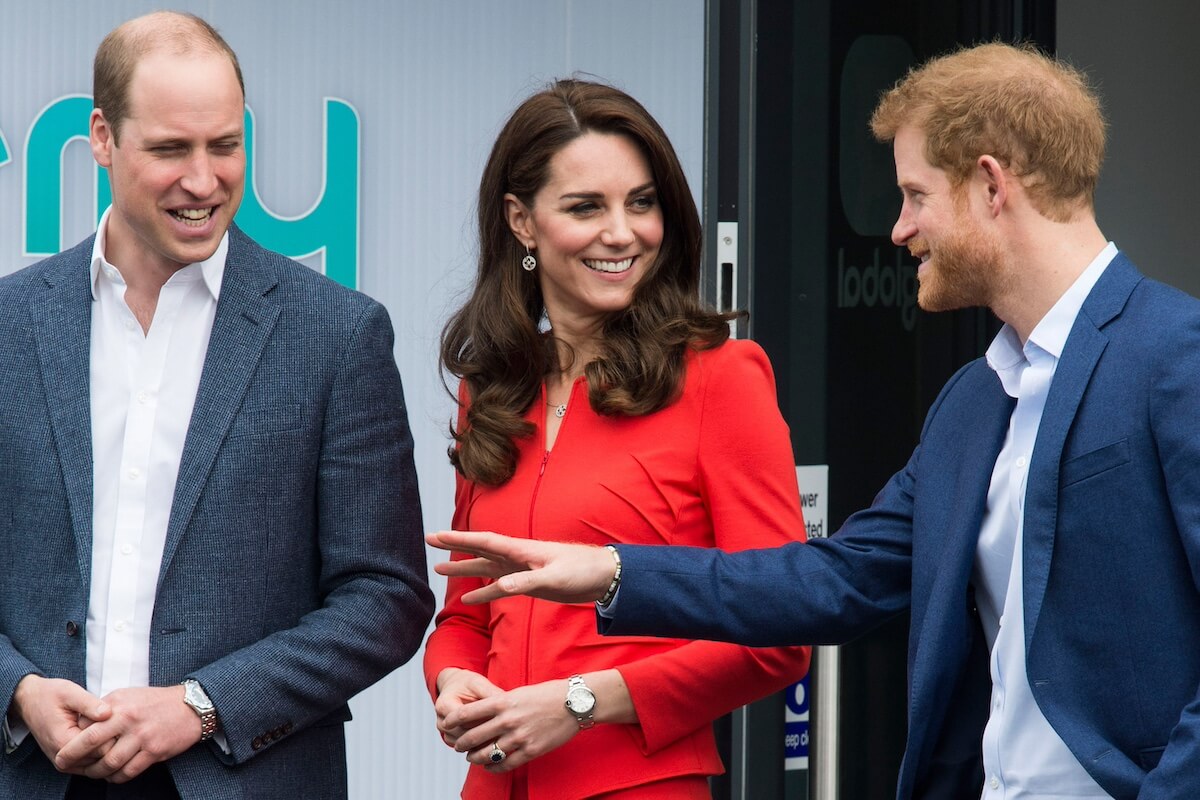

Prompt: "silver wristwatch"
[564,674,596,730]
[182,679,218,741]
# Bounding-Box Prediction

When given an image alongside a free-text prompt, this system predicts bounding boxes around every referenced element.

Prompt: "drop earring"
[522,247,537,272]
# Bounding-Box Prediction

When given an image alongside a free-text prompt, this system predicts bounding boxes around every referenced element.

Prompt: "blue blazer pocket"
[1060,438,1130,487]
[227,403,302,438]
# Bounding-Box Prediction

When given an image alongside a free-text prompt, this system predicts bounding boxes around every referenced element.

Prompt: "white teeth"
[584,257,633,273]
[171,208,214,227]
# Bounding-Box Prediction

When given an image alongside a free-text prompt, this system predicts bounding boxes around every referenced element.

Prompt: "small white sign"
[795,464,829,539]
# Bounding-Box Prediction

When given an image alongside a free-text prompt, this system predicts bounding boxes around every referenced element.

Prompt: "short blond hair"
[871,42,1105,221]
[94,11,244,143]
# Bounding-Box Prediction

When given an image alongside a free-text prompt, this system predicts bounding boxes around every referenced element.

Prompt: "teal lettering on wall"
[24,95,96,256]
[21,96,359,291]
[0,126,10,167]
[235,100,360,289]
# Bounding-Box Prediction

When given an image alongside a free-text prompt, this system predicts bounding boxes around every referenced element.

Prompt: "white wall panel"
[0,1,705,796]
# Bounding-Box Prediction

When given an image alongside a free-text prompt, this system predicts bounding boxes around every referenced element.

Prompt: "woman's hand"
[444,669,636,772]
[444,679,580,772]
[434,668,502,749]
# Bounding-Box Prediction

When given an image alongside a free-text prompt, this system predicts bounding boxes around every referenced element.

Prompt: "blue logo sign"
[13,96,360,290]
[784,675,810,769]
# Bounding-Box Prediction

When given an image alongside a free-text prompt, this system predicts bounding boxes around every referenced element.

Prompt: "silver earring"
[522,247,537,272]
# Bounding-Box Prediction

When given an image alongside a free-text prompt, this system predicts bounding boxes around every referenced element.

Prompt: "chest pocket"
[228,403,302,438]
[1060,438,1129,487]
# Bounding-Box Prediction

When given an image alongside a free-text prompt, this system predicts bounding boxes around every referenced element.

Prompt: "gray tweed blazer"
[0,225,433,799]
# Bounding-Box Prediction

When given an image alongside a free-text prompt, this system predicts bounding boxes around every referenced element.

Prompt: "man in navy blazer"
[0,11,433,799]
[429,43,1200,799]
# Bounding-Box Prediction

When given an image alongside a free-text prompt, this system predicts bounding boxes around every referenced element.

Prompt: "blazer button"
[282,722,293,734]
[65,621,79,636]
[251,736,263,751]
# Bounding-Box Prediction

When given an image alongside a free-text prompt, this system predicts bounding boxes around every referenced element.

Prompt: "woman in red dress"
[424,79,810,800]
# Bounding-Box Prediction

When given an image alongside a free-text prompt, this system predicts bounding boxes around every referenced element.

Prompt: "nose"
[600,210,635,248]
[891,203,916,246]
[180,152,218,198]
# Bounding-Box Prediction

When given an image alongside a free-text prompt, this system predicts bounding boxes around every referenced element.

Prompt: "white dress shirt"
[974,242,1117,799]
[87,208,226,699]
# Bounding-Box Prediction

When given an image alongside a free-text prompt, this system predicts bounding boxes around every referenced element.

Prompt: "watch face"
[566,686,595,715]
[185,681,213,711]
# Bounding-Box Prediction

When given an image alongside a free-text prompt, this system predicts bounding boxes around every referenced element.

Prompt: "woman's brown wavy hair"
[441,78,737,486]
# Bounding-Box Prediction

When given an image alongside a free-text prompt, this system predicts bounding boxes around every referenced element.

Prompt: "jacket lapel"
[158,228,281,585]
[910,365,1012,710]
[30,240,96,580]
[941,376,1014,581]
[1021,254,1140,647]
[920,364,1014,614]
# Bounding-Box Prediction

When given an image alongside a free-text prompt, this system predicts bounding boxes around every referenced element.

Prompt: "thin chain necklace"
[548,368,585,420]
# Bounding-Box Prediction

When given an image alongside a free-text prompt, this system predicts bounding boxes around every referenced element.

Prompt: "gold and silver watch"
[182,679,218,741]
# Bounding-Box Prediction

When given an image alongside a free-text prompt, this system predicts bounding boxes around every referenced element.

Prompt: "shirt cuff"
[596,585,621,618]
[3,713,29,754]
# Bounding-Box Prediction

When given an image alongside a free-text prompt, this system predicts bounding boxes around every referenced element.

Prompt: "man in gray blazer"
[0,11,433,799]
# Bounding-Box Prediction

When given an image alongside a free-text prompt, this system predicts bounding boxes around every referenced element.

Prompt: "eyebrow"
[142,131,244,149]
[558,182,657,201]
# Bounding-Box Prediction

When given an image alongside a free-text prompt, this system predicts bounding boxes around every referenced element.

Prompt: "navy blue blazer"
[603,254,1200,800]
[0,227,434,799]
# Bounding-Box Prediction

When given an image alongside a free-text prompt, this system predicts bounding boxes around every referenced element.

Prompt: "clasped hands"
[434,668,579,773]
[13,675,203,783]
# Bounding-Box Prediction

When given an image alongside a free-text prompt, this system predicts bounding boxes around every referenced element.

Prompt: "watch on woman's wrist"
[564,674,596,729]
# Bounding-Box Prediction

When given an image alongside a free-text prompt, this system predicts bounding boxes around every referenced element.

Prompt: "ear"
[90,109,115,168]
[976,155,1008,218]
[504,193,536,249]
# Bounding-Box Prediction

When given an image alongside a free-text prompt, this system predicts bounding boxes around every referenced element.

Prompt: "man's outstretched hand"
[425,531,616,605]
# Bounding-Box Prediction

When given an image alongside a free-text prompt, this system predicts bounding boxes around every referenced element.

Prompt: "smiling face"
[506,132,664,338]
[90,48,246,278]
[890,125,1006,313]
